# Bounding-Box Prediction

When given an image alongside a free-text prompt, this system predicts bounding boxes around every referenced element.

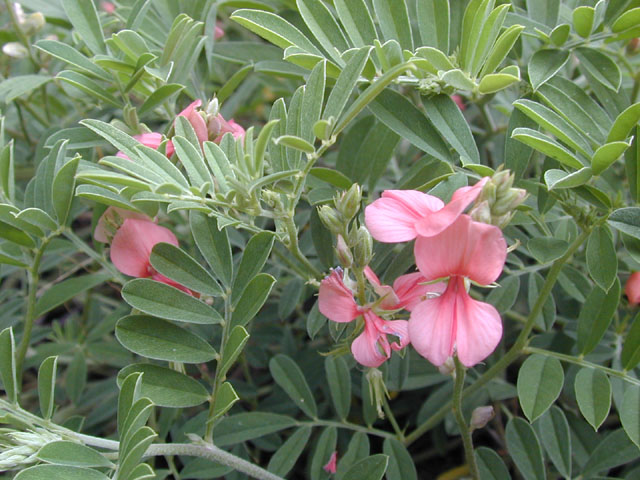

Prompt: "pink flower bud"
[626,272,640,305]
[470,406,494,431]
[323,451,338,474]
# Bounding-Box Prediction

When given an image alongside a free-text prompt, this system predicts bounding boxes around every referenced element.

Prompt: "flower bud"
[469,200,492,225]
[353,226,373,267]
[493,187,527,216]
[336,184,362,221]
[626,272,640,305]
[3,42,28,58]
[470,406,494,431]
[493,170,513,195]
[335,235,353,268]
[21,12,45,35]
[318,205,343,235]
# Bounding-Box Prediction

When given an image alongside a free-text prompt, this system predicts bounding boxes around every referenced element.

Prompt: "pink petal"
[323,451,338,474]
[626,272,640,305]
[414,178,488,237]
[214,24,225,40]
[116,132,168,160]
[409,279,458,366]
[351,313,389,368]
[364,190,444,243]
[414,214,506,285]
[318,269,360,323]
[110,219,178,277]
[94,207,149,243]
[177,100,208,145]
[379,317,410,350]
[214,116,245,143]
[455,286,502,367]
[393,272,446,311]
[151,272,196,296]
[364,266,399,308]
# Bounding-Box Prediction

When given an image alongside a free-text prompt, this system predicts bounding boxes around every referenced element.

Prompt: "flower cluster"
[320,177,515,369]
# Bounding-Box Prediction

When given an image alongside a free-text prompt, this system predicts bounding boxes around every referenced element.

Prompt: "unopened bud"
[469,200,492,224]
[353,226,373,267]
[336,184,362,221]
[335,235,353,267]
[438,357,455,376]
[479,182,497,205]
[493,170,513,194]
[470,406,494,431]
[318,205,343,235]
[493,188,527,216]
[21,12,45,35]
[3,42,28,58]
[205,98,219,117]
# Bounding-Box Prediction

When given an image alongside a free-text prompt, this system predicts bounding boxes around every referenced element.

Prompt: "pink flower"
[626,272,640,305]
[177,100,209,145]
[409,214,507,367]
[363,266,445,311]
[110,218,193,294]
[94,207,149,243]
[214,24,225,40]
[116,132,174,160]
[364,178,488,242]
[214,116,245,143]
[323,451,338,474]
[100,1,115,14]
[318,269,409,368]
[452,94,466,111]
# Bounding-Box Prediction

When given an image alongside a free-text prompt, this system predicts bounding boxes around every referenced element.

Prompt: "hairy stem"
[453,357,480,480]
[405,228,591,446]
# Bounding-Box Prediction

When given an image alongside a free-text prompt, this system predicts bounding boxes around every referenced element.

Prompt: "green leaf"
[118,364,208,408]
[65,352,86,405]
[0,75,51,104]
[511,128,584,169]
[582,429,640,477]
[460,0,495,72]
[528,48,570,91]
[274,135,315,153]
[325,356,351,420]
[575,47,621,92]
[480,24,525,78]
[373,0,412,51]
[231,273,276,327]
[592,140,631,174]
[267,427,312,477]
[15,208,58,232]
[586,226,617,291]
[232,232,275,304]
[368,88,450,162]
[505,107,537,180]
[514,99,593,157]
[300,61,327,145]
[121,278,223,325]
[470,4,511,77]
[526,0,559,27]
[61,0,105,54]
[323,46,372,125]
[477,72,520,94]
[0,328,18,403]
[417,0,450,52]
[334,0,377,48]
[310,427,337,480]
[487,276,520,313]
[475,447,511,480]
[505,417,546,480]
[310,168,352,189]
[117,372,143,436]
[190,212,233,287]
[38,356,58,420]
[172,134,211,189]
[573,6,595,37]
[219,326,249,379]
[139,84,184,116]
[549,24,571,46]
[57,71,119,107]
[210,381,239,424]
[607,102,640,143]
[612,7,640,33]
[116,315,216,363]
[270,354,317,418]
[383,438,416,480]
[341,454,388,480]
[0,219,34,247]
[621,385,640,448]
[35,40,108,78]
[37,442,112,468]
[536,407,571,479]
[231,9,322,56]
[527,237,568,264]
[609,207,640,239]
[622,313,640,371]
[51,157,79,226]
[544,167,592,190]
[212,412,296,447]
[34,273,111,318]
[574,368,611,431]
[14,465,110,480]
[422,95,480,164]
[297,0,348,63]
[517,354,564,422]
[577,278,621,355]
[150,242,222,296]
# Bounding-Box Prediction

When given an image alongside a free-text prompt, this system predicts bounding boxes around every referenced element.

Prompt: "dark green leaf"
[334,0,378,48]
[270,354,317,418]
[577,279,621,355]
[505,417,546,480]
[574,368,611,431]
[325,356,351,420]
[511,128,584,169]
[267,427,311,477]
[38,356,58,420]
[341,454,388,480]
[536,407,571,479]
[310,427,337,480]
[37,442,112,468]
[297,0,348,63]
[14,465,110,480]
[517,354,564,422]
[586,226,617,291]
[212,412,296,447]
[34,273,111,318]
[528,48,569,91]
[475,446,511,480]
[190,212,233,287]
[527,237,568,264]
[575,47,621,92]
[622,313,640,370]
[0,328,17,403]
[51,157,79,226]
[231,273,276,327]
[232,232,275,304]
[383,438,416,480]
[582,429,640,476]
[219,326,249,379]
[621,385,640,448]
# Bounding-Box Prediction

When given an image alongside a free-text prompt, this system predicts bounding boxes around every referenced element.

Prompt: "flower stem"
[382,396,405,441]
[404,228,591,446]
[453,357,480,480]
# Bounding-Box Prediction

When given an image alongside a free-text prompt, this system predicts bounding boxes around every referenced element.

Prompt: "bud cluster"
[317,184,373,268]
[0,428,63,470]
[469,169,527,228]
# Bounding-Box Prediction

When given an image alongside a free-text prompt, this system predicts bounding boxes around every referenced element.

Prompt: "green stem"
[404,228,591,446]
[296,419,396,440]
[205,293,233,442]
[524,346,640,385]
[282,215,322,281]
[453,357,480,480]
[382,396,404,441]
